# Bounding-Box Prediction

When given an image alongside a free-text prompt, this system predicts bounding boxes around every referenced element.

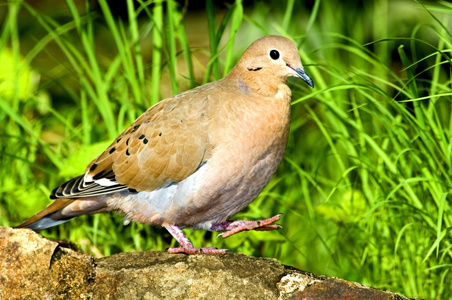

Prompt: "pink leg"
[211,214,282,238]
[164,225,229,254]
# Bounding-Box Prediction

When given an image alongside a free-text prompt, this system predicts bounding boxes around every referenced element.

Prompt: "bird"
[17,35,314,254]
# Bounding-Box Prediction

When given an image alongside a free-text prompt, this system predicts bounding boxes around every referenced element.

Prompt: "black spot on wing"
[92,170,115,180]
[131,124,140,133]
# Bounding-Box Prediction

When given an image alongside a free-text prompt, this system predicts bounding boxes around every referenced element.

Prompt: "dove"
[17,35,314,254]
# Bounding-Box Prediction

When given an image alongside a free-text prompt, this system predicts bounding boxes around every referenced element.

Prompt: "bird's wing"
[51,93,211,199]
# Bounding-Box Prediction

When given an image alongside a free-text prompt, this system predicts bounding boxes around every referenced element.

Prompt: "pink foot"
[167,246,229,254]
[211,214,282,238]
[165,224,230,254]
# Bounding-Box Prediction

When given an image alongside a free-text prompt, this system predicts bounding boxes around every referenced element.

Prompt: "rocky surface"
[0,227,413,299]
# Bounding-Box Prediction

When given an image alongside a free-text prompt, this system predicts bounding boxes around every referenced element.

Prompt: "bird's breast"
[185,85,292,226]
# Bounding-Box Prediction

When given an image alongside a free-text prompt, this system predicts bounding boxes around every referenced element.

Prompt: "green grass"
[1,0,452,298]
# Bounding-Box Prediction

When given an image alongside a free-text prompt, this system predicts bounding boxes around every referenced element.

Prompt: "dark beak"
[288,65,314,88]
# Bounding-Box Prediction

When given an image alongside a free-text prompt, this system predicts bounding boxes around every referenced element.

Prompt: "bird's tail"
[16,198,107,230]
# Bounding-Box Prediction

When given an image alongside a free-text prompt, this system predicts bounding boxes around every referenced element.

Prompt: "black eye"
[269,49,280,60]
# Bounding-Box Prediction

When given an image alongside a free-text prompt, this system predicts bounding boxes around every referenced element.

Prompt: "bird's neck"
[226,69,287,98]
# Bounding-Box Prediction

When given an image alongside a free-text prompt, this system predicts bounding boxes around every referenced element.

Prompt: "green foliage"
[1,0,451,298]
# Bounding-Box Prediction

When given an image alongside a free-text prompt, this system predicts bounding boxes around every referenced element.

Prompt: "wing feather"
[51,90,212,199]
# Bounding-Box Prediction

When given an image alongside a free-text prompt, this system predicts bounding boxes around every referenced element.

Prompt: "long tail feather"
[16,197,107,230]
[16,199,76,230]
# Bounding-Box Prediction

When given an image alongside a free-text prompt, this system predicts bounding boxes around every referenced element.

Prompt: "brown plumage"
[17,35,314,254]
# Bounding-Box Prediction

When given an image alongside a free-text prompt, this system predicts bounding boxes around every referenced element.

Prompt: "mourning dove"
[17,35,314,254]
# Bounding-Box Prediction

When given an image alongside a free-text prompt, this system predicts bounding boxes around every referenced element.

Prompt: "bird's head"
[233,35,314,89]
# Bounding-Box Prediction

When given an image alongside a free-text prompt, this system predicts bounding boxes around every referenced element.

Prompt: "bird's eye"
[269,49,280,60]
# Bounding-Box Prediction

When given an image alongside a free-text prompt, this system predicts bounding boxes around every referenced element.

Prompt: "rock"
[0,227,413,299]
[0,227,95,299]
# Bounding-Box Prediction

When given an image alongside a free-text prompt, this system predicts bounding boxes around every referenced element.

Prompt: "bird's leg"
[164,225,229,254]
[211,214,282,239]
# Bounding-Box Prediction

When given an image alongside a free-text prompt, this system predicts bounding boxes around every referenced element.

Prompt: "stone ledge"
[0,227,413,299]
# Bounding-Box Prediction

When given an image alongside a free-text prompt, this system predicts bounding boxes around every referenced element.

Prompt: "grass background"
[1,0,451,298]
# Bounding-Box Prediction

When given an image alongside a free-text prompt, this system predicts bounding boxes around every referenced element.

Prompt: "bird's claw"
[214,214,283,239]
[167,246,231,254]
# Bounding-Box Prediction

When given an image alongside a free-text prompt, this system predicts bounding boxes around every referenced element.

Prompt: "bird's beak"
[287,64,314,88]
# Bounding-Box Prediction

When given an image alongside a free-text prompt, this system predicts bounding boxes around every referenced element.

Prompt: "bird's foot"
[212,214,282,239]
[164,224,230,254]
[167,246,229,254]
